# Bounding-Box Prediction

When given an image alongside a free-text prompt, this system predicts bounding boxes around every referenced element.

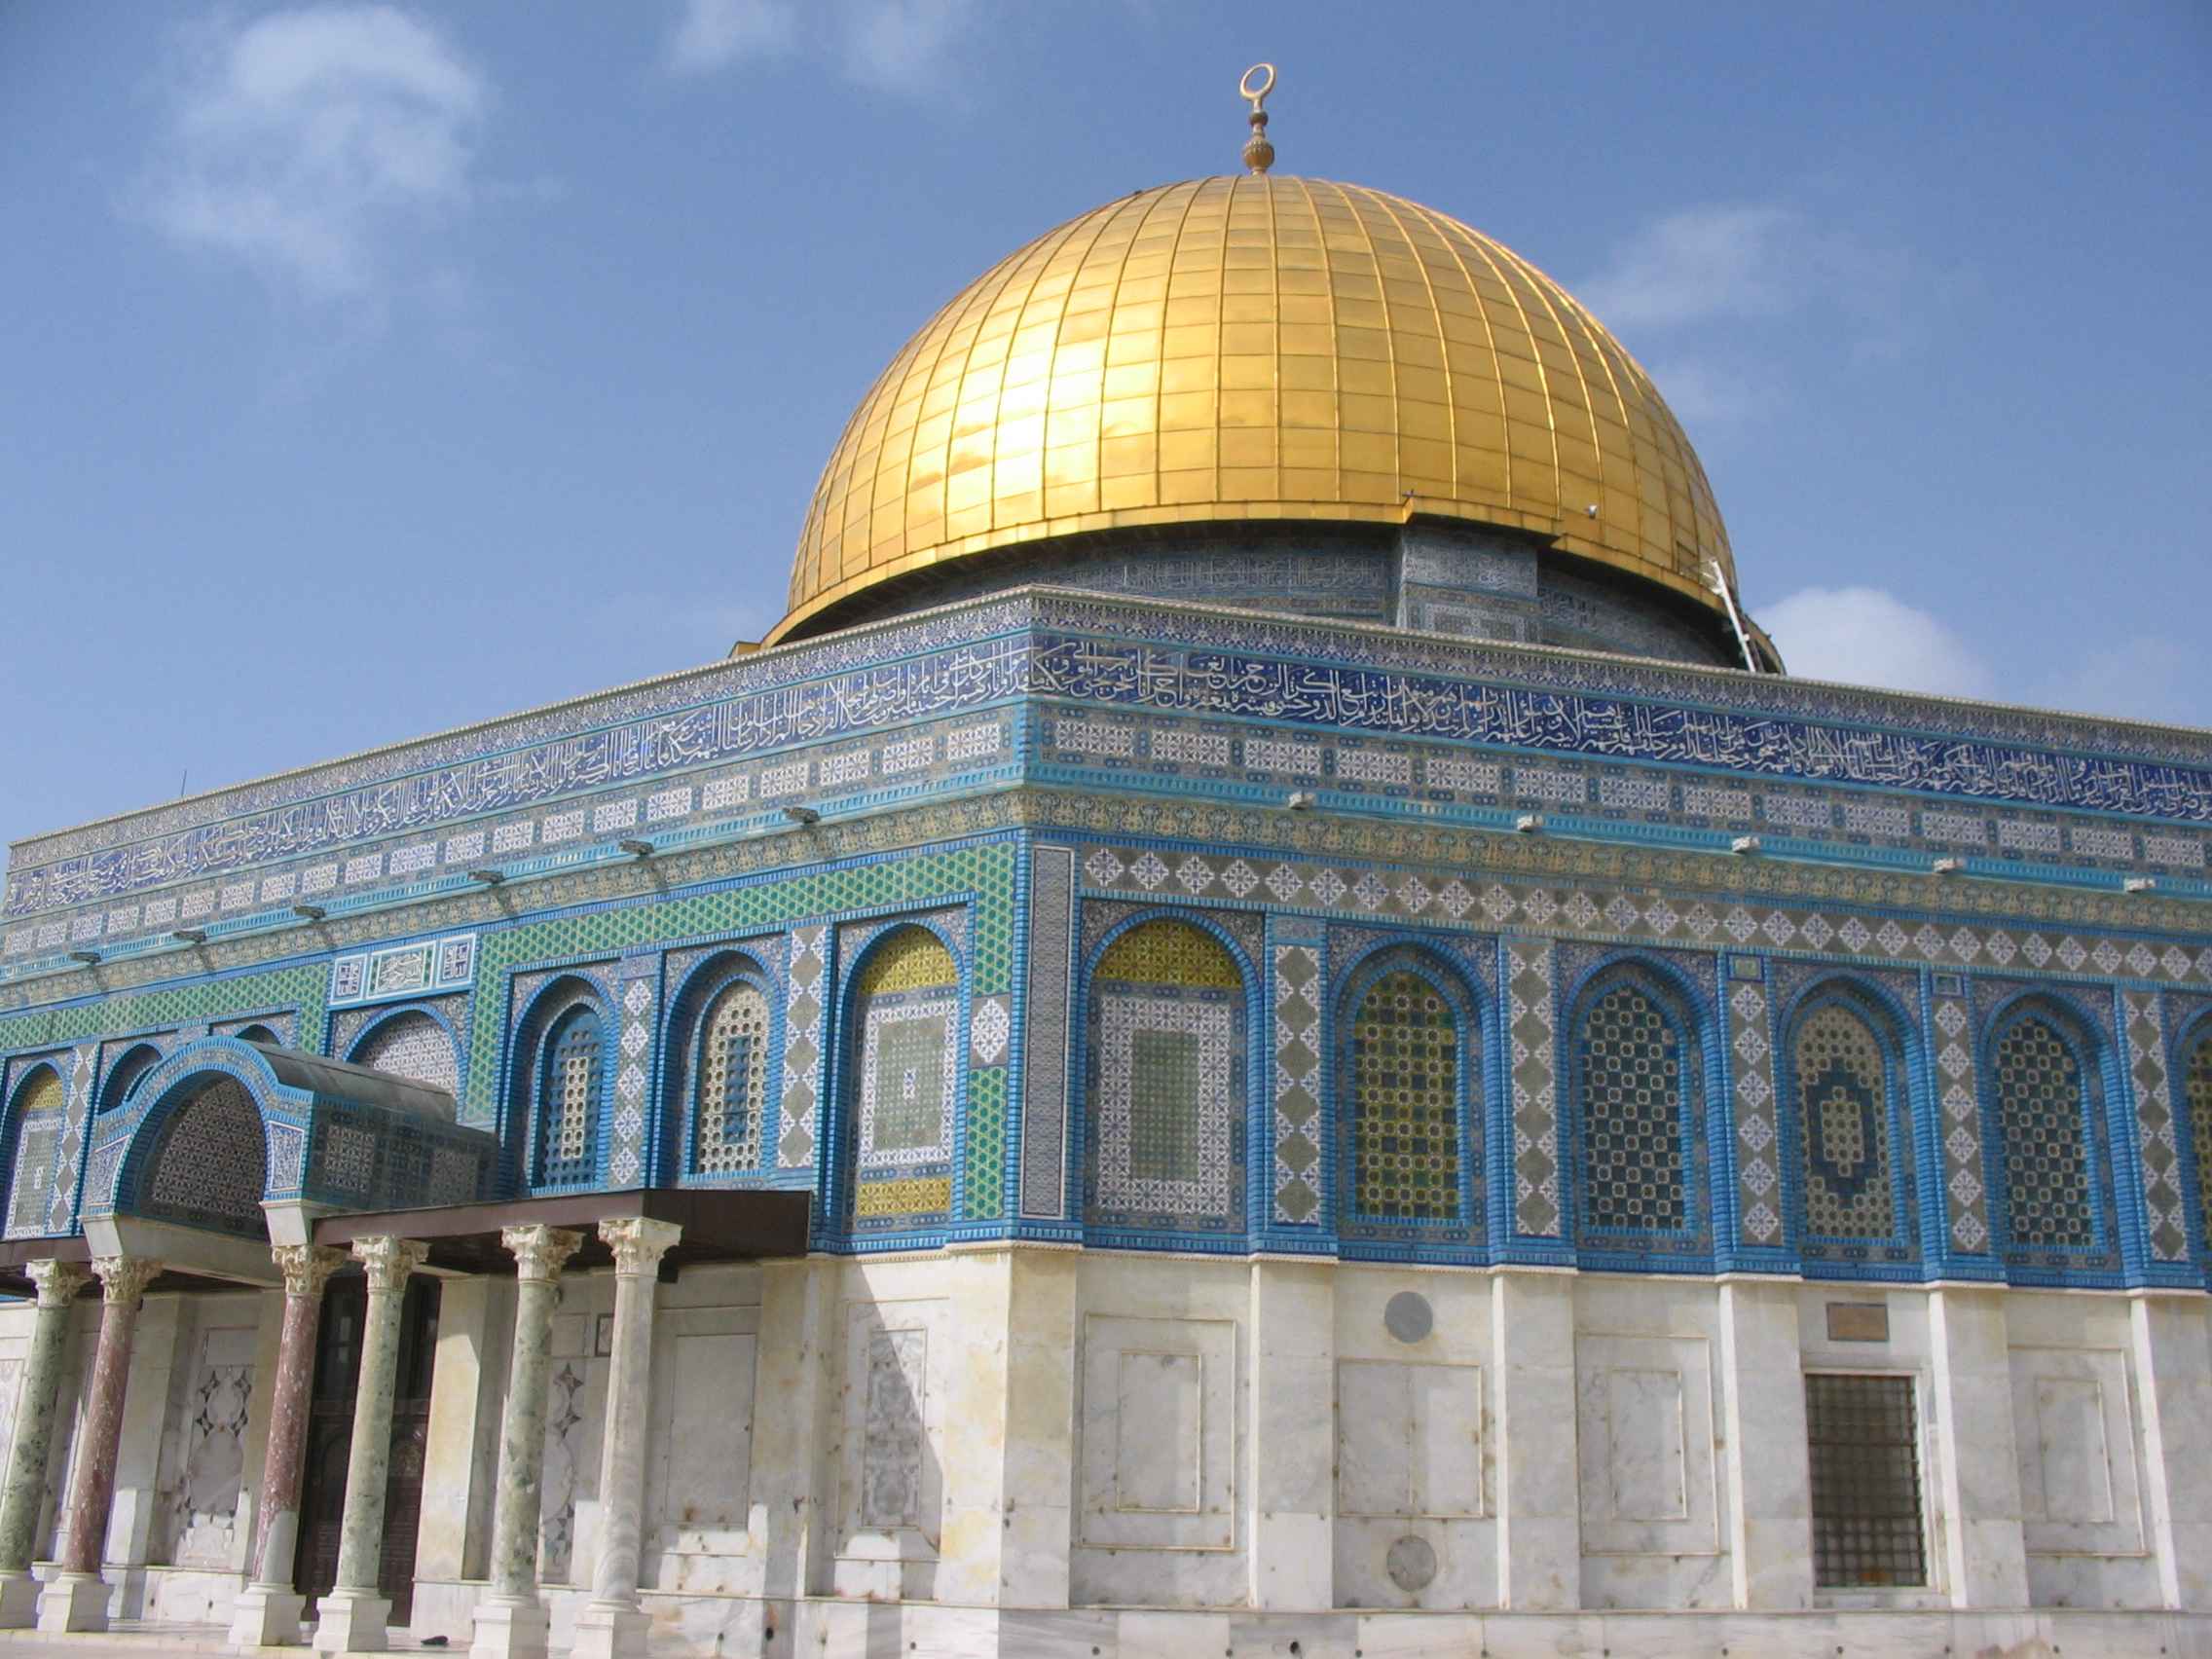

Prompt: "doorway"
[293,1275,442,1623]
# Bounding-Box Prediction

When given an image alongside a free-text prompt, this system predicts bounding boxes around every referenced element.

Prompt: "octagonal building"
[0,129,2207,1659]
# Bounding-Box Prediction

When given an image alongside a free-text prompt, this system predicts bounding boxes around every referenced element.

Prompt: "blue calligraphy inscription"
[6,639,1027,917]
[1027,636,2212,825]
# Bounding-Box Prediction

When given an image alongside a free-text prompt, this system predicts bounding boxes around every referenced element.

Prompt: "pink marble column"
[230,1243,349,1647]
[35,1254,160,1634]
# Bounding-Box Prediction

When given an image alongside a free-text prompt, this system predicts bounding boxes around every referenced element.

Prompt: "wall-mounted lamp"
[1514,814,1543,833]
[1932,857,1964,875]
[618,839,654,858]
[1730,835,1762,855]
[782,804,821,826]
[2124,876,2157,895]
[68,949,101,966]
[1286,791,1315,810]
[291,903,328,922]
[466,868,505,887]
[172,928,208,944]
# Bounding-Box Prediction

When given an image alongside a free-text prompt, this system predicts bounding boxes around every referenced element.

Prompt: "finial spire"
[1238,63,1275,175]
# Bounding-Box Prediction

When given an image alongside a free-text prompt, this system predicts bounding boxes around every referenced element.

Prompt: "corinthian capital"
[272,1242,349,1299]
[501,1224,583,1283]
[598,1216,682,1277]
[91,1255,161,1306]
[350,1235,428,1293]
[25,1259,89,1310]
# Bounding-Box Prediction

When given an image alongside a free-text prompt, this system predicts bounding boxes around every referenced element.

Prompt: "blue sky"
[3,2,2207,852]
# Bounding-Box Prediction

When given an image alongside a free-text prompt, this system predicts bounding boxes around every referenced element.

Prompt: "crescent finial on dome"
[1239,63,1275,175]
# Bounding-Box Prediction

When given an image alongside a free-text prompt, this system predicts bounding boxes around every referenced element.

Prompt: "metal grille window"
[694,981,769,1175]
[535,1006,603,1188]
[1805,1373,1928,1588]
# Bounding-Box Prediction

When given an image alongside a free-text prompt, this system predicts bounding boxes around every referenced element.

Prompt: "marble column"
[231,1243,349,1647]
[468,1225,582,1659]
[1247,1260,1334,1609]
[571,1219,680,1659]
[2128,1293,2212,1609]
[312,1236,428,1655]
[0,1261,89,1626]
[1715,1278,1813,1608]
[36,1254,160,1634]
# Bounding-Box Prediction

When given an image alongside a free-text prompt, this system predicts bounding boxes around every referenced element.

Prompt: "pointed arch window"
[352,1012,460,1098]
[1575,976,1696,1235]
[535,1005,604,1189]
[1338,951,1477,1236]
[1990,1014,2094,1250]
[844,927,959,1231]
[1085,917,1246,1235]
[1793,1001,1896,1241]
[5,1067,66,1237]
[694,979,771,1175]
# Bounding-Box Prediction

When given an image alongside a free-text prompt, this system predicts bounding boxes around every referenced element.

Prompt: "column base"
[35,1570,112,1634]
[0,1569,40,1630]
[569,1599,649,1659]
[230,1581,310,1647]
[468,1594,550,1659]
[311,1587,392,1653]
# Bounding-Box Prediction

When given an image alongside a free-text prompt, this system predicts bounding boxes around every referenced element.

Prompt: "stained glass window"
[694,981,769,1175]
[1577,980,1688,1233]
[535,1006,603,1189]
[1795,1003,1894,1239]
[1088,919,1243,1231]
[1992,1015,2094,1249]
[1347,969,1460,1222]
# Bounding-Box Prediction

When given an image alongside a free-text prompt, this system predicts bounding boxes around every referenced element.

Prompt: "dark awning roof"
[313,1185,811,1278]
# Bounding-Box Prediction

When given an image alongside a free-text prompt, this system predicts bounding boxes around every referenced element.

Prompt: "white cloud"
[664,0,979,94]
[666,0,797,75]
[144,6,487,299]
[1759,586,1996,701]
[1759,585,2206,725]
[1578,206,1799,331]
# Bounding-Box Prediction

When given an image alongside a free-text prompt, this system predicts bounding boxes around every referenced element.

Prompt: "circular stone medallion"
[1383,1290,1434,1344]
[1385,1533,1438,1592]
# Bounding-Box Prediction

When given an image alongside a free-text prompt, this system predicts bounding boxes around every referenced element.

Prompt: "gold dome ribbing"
[772,174,1735,645]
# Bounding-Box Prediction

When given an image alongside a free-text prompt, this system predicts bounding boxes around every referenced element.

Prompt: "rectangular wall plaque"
[1825,1302,1890,1344]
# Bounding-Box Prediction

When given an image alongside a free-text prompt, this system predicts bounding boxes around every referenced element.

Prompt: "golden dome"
[771,174,1736,645]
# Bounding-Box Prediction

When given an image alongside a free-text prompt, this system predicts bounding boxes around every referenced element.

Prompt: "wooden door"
[294,1276,442,1624]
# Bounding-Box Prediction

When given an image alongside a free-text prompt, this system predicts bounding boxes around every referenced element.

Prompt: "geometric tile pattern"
[1576,980,1688,1233]
[1931,985,1991,1254]
[693,979,769,1175]
[1076,841,2212,992]
[1271,942,1323,1225]
[1991,1015,2096,1250]
[1013,844,1075,1221]
[1505,938,1561,1237]
[139,1075,268,1236]
[1793,1002,1895,1240]
[1727,969,1782,1245]
[1344,967,1459,1224]
[609,957,657,1187]
[50,1044,92,1235]
[1018,845,1077,1221]
[1087,920,1243,1235]
[2187,1033,2212,1254]
[779,925,828,1169]
[350,1011,461,1097]
[2120,989,2189,1262]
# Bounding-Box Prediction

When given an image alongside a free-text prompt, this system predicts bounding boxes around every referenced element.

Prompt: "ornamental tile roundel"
[1577,981,1687,1233]
[1087,919,1244,1234]
[1347,970,1461,1224]
[694,981,769,1175]
[848,928,958,1231]
[1992,1016,2094,1250]
[1794,1004,1894,1240]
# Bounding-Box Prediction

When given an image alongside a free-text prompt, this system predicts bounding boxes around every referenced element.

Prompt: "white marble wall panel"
[643,1305,758,1595]
[1079,1313,1235,1551]
[153,1319,257,1569]
[832,1296,944,1601]
[2009,1345,2146,1558]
